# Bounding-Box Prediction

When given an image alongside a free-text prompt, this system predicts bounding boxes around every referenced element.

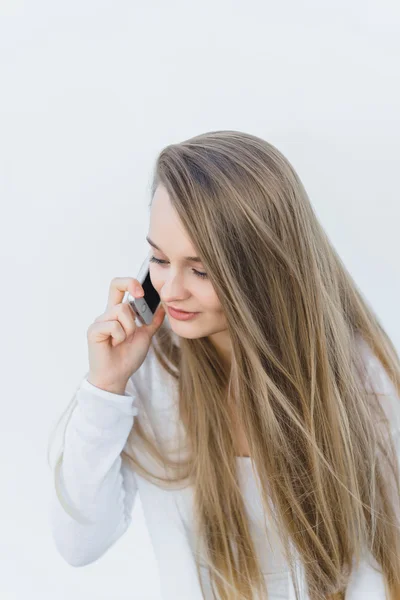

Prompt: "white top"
[49,332,400,600]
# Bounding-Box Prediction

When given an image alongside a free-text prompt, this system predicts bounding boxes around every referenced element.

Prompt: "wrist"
[87,378,128,396]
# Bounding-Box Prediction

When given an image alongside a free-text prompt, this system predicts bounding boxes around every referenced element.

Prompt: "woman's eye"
[149,256,208,279]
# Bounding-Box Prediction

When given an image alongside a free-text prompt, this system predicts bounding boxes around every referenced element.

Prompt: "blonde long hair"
[49,130,400,600]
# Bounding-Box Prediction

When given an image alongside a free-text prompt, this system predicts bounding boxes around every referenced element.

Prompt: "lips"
[168,307,197,313]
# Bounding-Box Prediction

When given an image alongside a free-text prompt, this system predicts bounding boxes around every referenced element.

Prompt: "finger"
[88,320,126,346]
[94,303,137,339]
[107,277,143,311]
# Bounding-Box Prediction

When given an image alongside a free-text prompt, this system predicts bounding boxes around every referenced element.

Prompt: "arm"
[48,378,139,566]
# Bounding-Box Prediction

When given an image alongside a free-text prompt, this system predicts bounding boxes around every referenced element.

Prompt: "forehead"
[149,185,202,262]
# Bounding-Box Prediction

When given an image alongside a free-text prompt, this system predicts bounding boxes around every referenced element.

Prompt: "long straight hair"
[49,130,400,599]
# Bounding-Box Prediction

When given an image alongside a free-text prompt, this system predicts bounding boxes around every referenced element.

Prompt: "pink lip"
[168,306,196,313]
[167,306,200,321]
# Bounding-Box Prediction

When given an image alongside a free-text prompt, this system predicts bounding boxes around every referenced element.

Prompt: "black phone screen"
[142,269,160,314]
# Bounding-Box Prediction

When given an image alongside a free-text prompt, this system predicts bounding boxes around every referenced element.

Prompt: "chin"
[168,320,206,337]
[169,326,202,338]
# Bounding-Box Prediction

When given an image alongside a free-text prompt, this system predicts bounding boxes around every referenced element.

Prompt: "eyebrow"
[146,236,203,263]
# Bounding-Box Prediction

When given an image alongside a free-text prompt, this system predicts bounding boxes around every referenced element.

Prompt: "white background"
[1,1,399,599]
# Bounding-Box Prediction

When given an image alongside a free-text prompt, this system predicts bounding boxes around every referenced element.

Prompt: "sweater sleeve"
[48,377,140,567]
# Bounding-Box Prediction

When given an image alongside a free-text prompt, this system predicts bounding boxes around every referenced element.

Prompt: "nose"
[160,277,191,306]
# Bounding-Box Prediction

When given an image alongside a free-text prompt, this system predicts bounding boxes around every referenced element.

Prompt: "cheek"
[149,270,163,293]
[199,290,223,312]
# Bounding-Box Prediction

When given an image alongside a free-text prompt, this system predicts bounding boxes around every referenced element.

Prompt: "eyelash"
[149,256,208,279]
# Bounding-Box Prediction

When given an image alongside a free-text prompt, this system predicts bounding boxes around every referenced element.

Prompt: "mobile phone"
[124,252,160,325]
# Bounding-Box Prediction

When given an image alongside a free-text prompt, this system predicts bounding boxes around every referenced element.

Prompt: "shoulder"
[125,328,180,414]
[355,334,400,435]
[125,329,182,458]
[355,335,395,393]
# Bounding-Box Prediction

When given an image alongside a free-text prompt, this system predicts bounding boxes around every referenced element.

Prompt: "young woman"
[48,130,400,600]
